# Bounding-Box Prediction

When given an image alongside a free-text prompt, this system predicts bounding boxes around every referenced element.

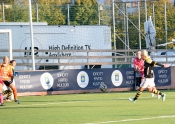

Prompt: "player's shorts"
[140,78,155,89]
[3,80,12,87]
[0,79,4,85]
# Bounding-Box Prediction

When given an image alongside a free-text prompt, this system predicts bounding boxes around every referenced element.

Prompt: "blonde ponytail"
[141,50,150,58]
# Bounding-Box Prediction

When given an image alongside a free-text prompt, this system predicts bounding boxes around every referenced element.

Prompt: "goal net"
[31,26,112,70]
[0,25,112,70]
[0,29,13,60]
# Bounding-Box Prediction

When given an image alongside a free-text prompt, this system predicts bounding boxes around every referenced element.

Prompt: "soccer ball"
[99,83,107,92]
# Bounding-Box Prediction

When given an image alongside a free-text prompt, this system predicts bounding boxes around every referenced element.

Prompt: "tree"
[33,0,70,5]
[0,0,14,4]
[4,4,30,22]
[147,0,175,49]
[38,4,66,25]
[70,0,98,25]
[115,0,175,49]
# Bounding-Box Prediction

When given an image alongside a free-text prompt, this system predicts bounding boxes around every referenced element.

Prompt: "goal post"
[0,29,14,100]
[0,29,13,60]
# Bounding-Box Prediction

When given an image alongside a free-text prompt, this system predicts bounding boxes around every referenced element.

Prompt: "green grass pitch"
[1,90,175,124]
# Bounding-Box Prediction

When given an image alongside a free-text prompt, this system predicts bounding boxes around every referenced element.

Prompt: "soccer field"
[1,90,175,124]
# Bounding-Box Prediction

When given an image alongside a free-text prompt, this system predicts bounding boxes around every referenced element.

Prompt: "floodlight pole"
[67,4,70,25]
[36,3,39,22]
[112,0,117,68]
[164,1,168,62]
[138,2,141,50]
[112,0,116,50]
[2,3,5,22]
[9,30,13,60]
[98,4,101,25]
[152,4,155,28]
[28,0,36,70]
[145,0,147,21]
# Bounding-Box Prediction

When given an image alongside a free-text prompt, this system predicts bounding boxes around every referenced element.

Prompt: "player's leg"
[152,88,166,101]
[148,79,166,101]
[0,83,5,106]
[129,78,147,103]
[6,89,12,101]
[9,83,20,104]
[147,86,155,97]
[3,86,12,101]
[3,90,12,101]
[150,86,161,99]
[3,82,12,102]
[138,77,142,87]
[129,87,144,103]
[135,77,140,90]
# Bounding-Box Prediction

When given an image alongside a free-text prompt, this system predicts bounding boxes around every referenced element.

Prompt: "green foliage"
[147,0,175,49]
[1,0,98,25]
[70,5,98,25]
[5,4,29,22]
[0,0,14,4]
[115,0,175,49]
[38,5,66,25]
[70,0,98,25]
[33,0,71,5]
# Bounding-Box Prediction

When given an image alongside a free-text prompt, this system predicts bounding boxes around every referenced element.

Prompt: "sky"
[97,0,105,4]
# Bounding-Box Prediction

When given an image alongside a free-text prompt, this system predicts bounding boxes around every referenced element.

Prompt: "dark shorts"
[3,80,12,87]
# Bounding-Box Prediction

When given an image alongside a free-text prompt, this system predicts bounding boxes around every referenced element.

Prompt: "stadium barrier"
[14,67,173,96]
[1,49,175,68]
[0,48,175,96]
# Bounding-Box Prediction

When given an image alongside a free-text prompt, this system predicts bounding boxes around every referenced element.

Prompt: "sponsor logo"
[40,72,54,90]
[20,37,43,63]
[77,71,89,88]
[111,70,123,86]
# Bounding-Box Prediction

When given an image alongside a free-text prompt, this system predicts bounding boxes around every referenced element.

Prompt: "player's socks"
[0,93,3,104]
[6,90,12,99]
[15,99,20,104]
[3,90,8,95]
[133,90,142,101]
[0,103,5,106]
[152,89,163,96]
[162,94,166,102]
[3,90,12,98]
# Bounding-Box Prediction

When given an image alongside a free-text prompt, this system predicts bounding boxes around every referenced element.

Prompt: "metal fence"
[1,1,175,50]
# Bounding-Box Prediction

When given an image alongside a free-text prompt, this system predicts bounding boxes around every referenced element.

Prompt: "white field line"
[0,101,90,108]
[84,115,175,124]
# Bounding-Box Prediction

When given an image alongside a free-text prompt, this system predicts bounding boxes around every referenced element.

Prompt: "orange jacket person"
[0,56,20,104]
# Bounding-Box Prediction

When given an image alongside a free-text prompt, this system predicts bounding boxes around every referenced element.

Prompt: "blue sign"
[14,67,171,93]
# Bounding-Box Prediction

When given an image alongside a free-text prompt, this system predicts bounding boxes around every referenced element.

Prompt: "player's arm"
[133,58,138,70]
[8,65,13,77]
[155,62,169,68]
[155,62,164,67]
[147,58,169,68]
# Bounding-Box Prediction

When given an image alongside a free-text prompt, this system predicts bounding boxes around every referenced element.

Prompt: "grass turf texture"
[0,90,175,124]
